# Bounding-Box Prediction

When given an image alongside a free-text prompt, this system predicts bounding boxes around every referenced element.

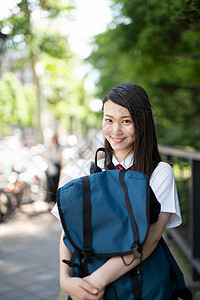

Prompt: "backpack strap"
[62,249,87,278]
[130,266,142,300]
[62,248,79,268]
[160,238,192,300]
[119,170,142,259]
[80,176,93,275]
[93,147,115,173]
[149,187,161,224]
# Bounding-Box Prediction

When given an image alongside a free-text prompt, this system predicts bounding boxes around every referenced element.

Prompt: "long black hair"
[102,83,161,177]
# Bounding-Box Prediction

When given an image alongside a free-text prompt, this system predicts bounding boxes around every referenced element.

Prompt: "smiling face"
[102,100,135,162]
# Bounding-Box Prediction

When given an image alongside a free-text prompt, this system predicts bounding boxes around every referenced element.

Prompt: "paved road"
[0,201,62,300]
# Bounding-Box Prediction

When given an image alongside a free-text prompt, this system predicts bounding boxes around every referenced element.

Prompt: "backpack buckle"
[62,259,80,268]
[81,248,93,264]
[131,244,142,259]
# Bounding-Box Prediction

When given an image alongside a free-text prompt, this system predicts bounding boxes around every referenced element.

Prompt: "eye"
[105,118,112,123]
[123,119,131,124]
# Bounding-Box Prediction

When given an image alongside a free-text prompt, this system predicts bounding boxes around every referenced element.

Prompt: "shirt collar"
[112,153,134,169]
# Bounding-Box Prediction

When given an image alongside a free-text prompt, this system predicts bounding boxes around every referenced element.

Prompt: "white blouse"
[51,154,182,229]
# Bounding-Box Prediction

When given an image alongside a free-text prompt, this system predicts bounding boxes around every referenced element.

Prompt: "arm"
[59,230,105,300]
[85,212,169,291]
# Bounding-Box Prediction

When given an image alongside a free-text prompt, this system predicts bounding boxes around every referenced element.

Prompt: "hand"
[61,276,104,300]
[84,274,106,295]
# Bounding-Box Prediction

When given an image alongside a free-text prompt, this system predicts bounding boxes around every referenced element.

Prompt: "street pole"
[0,32,7,77]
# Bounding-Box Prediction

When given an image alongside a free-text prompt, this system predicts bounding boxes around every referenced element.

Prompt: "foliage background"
[0,0,98,142]
[87,0,200,149]
[0,0,200,149]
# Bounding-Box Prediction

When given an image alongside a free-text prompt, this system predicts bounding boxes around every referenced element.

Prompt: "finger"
[80,279,98,295]
[78,290,101,300]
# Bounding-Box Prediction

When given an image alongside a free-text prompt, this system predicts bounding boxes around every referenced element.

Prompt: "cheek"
[127,125,135,140]
[102,121,111,135]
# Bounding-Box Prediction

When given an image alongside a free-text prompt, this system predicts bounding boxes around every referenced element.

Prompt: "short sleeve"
[149,162,182,229]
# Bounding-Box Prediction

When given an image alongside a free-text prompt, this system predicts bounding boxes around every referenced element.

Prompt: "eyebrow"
[105,114,131,118]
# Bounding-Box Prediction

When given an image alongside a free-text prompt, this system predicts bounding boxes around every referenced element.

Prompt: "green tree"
[0,0,74,142]
[88,0,200,149]
[42,55,93,133]
[0,73,37,135]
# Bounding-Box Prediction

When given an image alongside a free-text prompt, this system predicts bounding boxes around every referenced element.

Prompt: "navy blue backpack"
[57,148,192,300]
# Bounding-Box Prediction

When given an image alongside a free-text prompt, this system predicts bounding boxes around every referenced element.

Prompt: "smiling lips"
[112,137,126,143]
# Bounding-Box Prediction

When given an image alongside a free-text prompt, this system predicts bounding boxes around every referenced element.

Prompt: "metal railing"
[159,145,200,281]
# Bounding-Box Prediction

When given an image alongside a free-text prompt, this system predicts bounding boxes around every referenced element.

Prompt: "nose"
[113,122,123,135]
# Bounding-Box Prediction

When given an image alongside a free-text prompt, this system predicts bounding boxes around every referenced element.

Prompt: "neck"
[114,150,133,163]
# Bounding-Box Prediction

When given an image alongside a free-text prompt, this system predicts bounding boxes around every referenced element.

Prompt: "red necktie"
[115,164,124,170]
[115,164,134,171]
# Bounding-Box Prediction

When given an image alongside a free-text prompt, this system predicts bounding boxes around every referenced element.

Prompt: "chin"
[112,145,127,152]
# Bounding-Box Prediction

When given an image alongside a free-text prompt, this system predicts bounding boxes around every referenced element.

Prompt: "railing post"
[159,145,200,280]
[190,160,200,281]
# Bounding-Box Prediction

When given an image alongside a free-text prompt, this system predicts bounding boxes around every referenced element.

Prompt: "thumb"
[81,279,98,294]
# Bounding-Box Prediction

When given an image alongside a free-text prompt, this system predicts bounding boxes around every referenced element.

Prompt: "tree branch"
[157,83,200,93]
[169,52,200,60]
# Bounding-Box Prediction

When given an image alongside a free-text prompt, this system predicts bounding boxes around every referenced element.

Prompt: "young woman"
[54,83,182,300]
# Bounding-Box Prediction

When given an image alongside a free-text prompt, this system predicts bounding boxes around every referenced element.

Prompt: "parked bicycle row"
[0,136,48,222]
[0,132,100,222]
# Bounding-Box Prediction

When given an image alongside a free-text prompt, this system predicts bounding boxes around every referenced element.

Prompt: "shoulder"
[149,161,177,202]
[150,161,174,183]
[59,159,92,187]
[154,161,173,173]
[149,161,176,195]
[150,162,182,228]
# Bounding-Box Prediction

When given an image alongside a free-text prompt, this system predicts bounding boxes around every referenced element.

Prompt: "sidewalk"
[0,201,62,300]
[1,175,199,300]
